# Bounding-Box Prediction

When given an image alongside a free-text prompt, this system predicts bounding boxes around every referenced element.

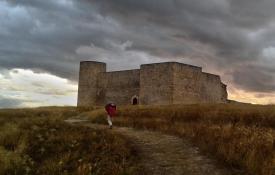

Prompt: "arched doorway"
[131,95,139,105]
[132,97,138,105]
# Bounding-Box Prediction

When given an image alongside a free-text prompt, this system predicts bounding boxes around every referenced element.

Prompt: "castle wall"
[140,63,174,105]
[97,69,140,105]
[77,61,228,107]
[172,63,203,104]
[199,73,227,103]
[77,61,106,107]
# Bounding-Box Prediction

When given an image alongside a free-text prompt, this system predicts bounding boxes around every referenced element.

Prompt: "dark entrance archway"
[132,97,138,105]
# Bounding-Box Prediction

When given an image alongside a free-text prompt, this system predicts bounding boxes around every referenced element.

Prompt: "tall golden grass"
[87,104,275,175]
[0,107,142,175]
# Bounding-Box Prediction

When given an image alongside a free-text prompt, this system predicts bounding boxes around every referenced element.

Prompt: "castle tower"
[77,61,106,107]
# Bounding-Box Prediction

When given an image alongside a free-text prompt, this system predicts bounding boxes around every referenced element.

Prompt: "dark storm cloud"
[0,0,115,80]
[91,0,275,61]
[232,64,275,92]
[1,0,275,93]
[76,0,275,93]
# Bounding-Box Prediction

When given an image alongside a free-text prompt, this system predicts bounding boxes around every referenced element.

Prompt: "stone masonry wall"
[140,63,174,105]
[199,73,228,103]
[171,63,227,104]
[97,70,140,105]
[172,63,203,104]
[77,61,228,107]
[77,61,106,107]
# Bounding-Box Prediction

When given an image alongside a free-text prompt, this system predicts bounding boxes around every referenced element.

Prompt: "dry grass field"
[1,104,274,175]
[87,104,275,175]
[0,107,142,175]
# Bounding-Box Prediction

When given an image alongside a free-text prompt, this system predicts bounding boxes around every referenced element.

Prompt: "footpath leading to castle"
[66,118,235,175]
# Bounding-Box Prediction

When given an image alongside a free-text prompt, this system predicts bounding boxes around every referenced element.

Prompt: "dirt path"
[65,119,233,175]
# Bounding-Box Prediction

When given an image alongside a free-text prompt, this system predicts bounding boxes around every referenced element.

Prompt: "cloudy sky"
[1,0,275,108]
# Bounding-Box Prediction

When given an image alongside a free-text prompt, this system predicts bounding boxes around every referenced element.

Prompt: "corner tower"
[77,61,106,107]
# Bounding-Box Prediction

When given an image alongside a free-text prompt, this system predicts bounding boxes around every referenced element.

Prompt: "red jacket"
[105,103,116,117]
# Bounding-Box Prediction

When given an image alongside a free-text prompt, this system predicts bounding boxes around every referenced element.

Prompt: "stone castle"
[77,61,227,106]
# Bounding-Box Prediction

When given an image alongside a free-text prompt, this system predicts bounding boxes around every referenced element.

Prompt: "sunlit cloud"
[228,87,275,105]
[0,69,77,108]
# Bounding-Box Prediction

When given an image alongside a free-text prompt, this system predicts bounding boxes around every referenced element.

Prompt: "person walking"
[105,102,117,129]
